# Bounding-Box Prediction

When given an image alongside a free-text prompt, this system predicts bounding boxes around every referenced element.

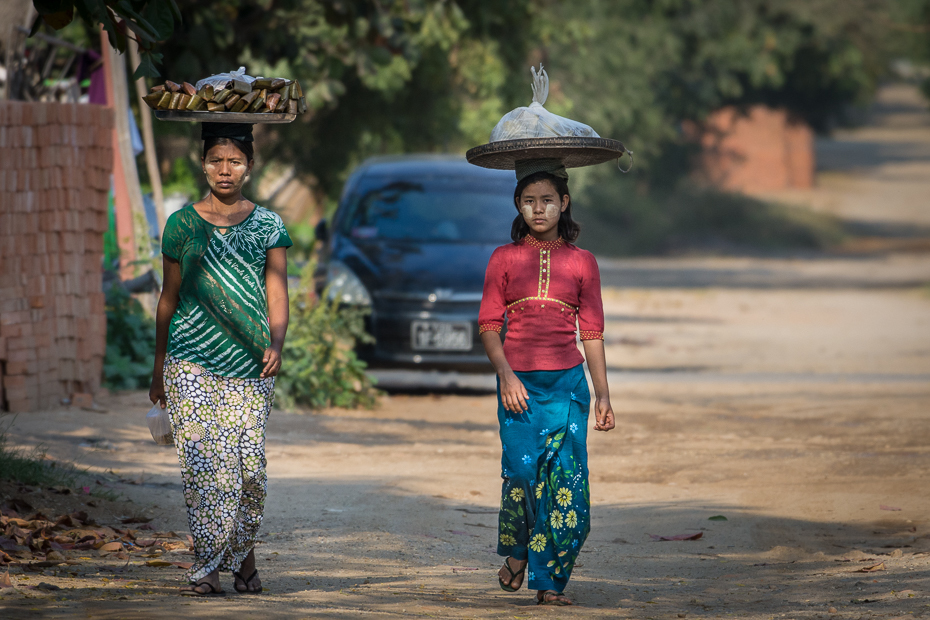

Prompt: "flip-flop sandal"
[180,581,225,597]
[537,590,572,606]
[498,559,526,592]
[233,569,262,594]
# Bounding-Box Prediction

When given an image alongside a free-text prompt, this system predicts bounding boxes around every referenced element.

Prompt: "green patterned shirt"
[162,204,292,378]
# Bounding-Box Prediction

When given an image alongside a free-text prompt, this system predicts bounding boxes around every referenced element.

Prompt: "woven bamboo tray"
[466,136,628,170]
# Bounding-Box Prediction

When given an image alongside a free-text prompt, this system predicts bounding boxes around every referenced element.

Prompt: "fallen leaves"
[98,542,124,554]
[0,571,13,588]
[649,532,703,542]
[0,503,193,576]
[856,562,885,573]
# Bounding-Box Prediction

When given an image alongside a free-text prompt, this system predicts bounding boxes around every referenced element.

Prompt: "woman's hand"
[593,396,615,431]
[500,370,529,413]
[260,346,282,378]
[149,373,166,409]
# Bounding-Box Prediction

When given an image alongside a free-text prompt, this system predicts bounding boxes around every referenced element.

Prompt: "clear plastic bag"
[146,404,173,446]
[195,66,256,92]
[489,65,599,142]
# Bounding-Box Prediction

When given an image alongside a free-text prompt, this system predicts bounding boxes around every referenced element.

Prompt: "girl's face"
[202,142,253,199]
[519,179,569,239]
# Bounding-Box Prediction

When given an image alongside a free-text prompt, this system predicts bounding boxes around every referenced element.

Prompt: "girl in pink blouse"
[479,164,615,606]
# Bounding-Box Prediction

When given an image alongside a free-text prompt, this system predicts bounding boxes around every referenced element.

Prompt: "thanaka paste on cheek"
[521,203,561,220]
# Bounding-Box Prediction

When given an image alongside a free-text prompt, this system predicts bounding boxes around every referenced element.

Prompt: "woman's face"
[518,179,569,238]
[202,142,253,199]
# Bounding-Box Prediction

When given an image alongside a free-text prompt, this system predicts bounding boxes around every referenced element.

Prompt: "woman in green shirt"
[149,123,291,597]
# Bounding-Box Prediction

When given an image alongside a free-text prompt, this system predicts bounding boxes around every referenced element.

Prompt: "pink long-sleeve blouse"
[478,236,604,372]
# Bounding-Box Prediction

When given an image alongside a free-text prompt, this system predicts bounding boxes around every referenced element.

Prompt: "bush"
[275,262,381,410]
[103,285,157,390]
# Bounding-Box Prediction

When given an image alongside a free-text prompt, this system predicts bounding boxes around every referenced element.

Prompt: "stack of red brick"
[685,105,815,193]
[0,102,113,412]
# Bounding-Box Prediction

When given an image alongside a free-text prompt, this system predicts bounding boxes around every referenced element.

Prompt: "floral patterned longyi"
[164,355,274,583]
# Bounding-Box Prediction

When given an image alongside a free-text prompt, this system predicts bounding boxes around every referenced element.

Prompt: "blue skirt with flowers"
[496,363,591,593]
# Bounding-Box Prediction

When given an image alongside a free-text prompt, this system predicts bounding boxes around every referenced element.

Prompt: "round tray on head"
[154,110,296,124]
[466,136,628,170]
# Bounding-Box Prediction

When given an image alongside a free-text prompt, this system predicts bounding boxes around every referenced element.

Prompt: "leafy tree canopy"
[31,0,181,79]
[42,0,924,197]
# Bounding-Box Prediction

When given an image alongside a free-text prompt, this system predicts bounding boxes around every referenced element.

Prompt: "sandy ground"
[2,85,930,619]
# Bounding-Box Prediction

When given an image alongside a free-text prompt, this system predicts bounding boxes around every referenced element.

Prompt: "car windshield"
[340,177,516,243]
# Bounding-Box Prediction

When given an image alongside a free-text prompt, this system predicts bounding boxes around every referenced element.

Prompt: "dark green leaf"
[114,0,159,39]
[132,51,162,80]
[708,515,728,521]
[141,0,175,40]
[41,9,75,30]
[33,0,72,14]
[167,0,181,23]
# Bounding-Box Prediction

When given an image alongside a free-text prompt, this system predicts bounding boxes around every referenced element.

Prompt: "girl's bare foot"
[537,590,572,605]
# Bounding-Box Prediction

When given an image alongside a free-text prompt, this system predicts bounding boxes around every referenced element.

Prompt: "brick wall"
[686,105,815,193]
[0,102,113,412]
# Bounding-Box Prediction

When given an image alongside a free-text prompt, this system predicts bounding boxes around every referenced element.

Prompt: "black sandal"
[180,581,226,597]
[498,558,526,592]
[233,569,262,594]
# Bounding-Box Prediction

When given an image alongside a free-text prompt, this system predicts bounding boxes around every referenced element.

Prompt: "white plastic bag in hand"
[146,404,173,446]
[489,65,599,142]
[195,66,256,91]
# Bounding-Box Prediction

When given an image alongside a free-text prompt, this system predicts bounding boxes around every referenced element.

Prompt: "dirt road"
[2,86,930,619]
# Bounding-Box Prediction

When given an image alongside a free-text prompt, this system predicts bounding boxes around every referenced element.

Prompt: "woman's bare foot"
[233,549,262,593]
[537,590,572,605]
[180,567,223,596]
[498,557,527,591]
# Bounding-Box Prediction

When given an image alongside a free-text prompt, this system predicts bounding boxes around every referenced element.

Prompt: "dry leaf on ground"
[649,532,703,541]
[856,562,886,573]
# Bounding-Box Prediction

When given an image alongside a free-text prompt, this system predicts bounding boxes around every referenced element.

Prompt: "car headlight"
[326,260,372,306]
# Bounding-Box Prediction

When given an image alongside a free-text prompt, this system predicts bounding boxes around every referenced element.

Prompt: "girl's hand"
[149,374,166,409]
[500,371,529,413]
[261,346,282,378]
[593,396,615,431]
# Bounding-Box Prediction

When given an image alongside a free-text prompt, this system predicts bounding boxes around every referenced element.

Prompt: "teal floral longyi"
[497,363,591,593]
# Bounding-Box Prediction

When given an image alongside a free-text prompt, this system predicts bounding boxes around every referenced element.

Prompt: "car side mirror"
[314,218,328,244]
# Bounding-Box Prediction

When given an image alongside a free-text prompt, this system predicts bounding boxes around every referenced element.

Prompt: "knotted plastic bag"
[146,404,173,446]
[195,66,256,92]
[489,65,599,142]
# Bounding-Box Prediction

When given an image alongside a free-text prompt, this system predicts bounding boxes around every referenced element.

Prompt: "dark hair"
[202,137,254,163]
[511,171,581,243]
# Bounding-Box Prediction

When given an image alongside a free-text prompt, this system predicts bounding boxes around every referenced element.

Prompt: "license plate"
[411,321,473,351]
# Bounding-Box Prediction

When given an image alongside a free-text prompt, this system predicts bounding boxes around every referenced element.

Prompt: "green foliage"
[151,0,534,197]
[575,176,846,256]
[162,156,201,198]
[285,222,317,263]
[538,0,893,180]
[103,285,157,390]
[145,0,901,201]
[275,263,380,411]
[31,0,182,78]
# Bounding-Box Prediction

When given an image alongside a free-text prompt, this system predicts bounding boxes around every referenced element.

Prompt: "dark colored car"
[315,155,517,371]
